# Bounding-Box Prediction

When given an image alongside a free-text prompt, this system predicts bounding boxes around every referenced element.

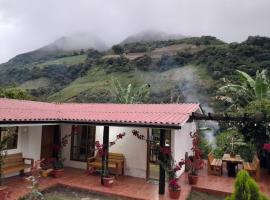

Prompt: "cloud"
[0,0,270,63]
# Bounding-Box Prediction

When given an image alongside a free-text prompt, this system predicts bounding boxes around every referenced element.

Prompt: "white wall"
[61,125,148,178]
[3,126,42,161]
[2,125,43,177]
[96,126,148,178]
[171,121,197,176]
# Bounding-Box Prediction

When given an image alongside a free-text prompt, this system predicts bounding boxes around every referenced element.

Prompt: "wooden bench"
[3,153,34,176]
[87,152,125,176]
[243,155,260,181]
[208,152,223,176]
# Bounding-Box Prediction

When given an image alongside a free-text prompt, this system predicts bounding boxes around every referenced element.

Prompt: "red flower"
[263,143,270,151]
[169,178,180,190]
[160,147,171,155]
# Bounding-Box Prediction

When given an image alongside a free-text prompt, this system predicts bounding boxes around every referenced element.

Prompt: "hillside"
[1,35,270,109]
[121,30,186,44]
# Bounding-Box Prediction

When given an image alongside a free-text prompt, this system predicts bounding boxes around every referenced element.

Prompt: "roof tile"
[0,98,200,127]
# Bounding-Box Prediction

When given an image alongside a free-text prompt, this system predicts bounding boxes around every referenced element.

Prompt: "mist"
[1,0,270,63]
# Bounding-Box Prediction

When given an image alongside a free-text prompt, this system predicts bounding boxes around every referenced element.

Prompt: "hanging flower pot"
[102,176,114,187]
[188,174,198,185]
[168,187,181,199]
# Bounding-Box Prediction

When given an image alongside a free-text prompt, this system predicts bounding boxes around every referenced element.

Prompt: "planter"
[0,186,9,200]
[41,169,53,177]
[188,174,198,185]
[168,187,181,199]
[102,176,114,187]
[51,169,64,178]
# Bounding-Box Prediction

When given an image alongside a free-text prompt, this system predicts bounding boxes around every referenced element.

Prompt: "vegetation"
[0,129,17,186]
[110,79,150,103]
[102,56,133,73]
[218,70,270,110]
[1,35,270,104]
[0,87,32,100]
[213,129,256,161]
[199,131,212,159]
[187,191,223,200]
[226,170,269,200]
[112,45,124,55]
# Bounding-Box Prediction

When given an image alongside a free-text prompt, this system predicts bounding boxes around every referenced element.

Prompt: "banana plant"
[218,70,270,110]
[110,78,150,104]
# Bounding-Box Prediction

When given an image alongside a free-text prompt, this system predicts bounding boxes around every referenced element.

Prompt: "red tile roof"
[0,98,200,128]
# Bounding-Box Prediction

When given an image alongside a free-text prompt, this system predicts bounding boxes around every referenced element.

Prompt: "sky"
[0,0,270,63]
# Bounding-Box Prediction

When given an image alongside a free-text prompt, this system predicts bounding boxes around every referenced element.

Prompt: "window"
[0,127,18,150]
[70,125,96,162]
[149,129,171,163]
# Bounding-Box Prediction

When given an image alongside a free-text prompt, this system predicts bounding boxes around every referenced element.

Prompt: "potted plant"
[159,147,185,199]
[86,133,126,187]
[0,130,15,199]
[101,162,114,187]
[40,158,54,177]
[95,141,115,187]
[51,144,65,178]
[186,132,204,185]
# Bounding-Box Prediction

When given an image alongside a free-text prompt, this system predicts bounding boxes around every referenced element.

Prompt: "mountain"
[0,35,269,110]
[121,30,186,44]
[41,33,108,52]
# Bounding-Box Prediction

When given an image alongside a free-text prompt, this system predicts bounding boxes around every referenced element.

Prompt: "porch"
[5,166,270,200]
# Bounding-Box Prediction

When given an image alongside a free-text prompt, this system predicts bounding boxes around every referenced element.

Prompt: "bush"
[103,56,133,73]
[226,170,269,200]
[199,132,212,159]
[112,45,124,55]
[213,130,256,161]
[134,54,152,71]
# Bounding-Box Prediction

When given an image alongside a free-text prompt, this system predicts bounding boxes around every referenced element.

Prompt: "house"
[0,98,201,193]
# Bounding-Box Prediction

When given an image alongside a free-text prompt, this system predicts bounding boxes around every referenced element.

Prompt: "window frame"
[70,125,96,162]
[0,126,19,150]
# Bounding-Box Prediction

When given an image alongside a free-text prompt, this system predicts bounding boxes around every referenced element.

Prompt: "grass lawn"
[187,191,225,200]
[43,185,127,200]
[37,54,87,68]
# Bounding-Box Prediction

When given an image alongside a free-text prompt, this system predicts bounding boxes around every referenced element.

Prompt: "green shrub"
[226,170,269,200]
[199,133,212,159]
[134,54,152,70]
[112,45,124,54]
[236,143,256,162]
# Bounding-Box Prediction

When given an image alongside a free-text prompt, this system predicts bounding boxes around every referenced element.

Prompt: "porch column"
[159,129,166,195]
[101,126,109,185]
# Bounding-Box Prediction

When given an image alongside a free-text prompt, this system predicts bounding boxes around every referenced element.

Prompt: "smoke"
[178,66,219,146]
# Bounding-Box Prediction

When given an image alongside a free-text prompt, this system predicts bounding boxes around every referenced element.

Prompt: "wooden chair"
[208,152,223,176]
[3,153,34,176]
[87,152,125,176]
[243,155,260,181]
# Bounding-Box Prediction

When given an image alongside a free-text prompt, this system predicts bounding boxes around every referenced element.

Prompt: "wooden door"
[41,125,57,159]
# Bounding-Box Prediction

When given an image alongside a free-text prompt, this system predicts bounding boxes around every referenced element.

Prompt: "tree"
[0,87,32,100]
[112,45,124,55]
[110,79,150,104]
[218,70,270,110]
[226,170,269,200]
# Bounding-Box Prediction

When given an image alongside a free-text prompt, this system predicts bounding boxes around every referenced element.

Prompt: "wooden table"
[222,154,243,177]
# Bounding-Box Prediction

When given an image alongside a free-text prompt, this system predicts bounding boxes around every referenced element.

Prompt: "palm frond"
[236,70,255,89]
